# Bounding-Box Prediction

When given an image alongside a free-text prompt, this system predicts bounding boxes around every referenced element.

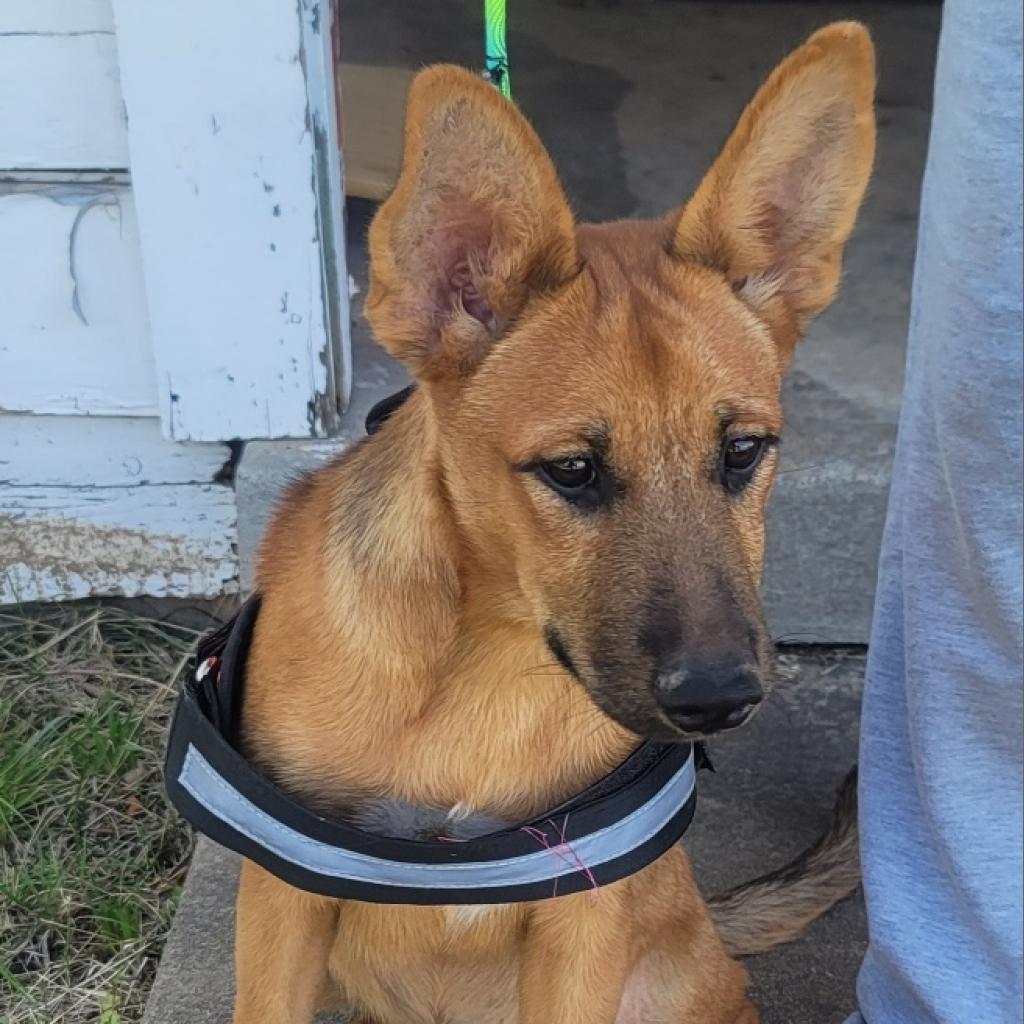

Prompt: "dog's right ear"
[670,22,876,365]
[365,66,578,382]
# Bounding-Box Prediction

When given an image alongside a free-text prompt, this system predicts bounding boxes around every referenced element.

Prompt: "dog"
[233,22,875,1023]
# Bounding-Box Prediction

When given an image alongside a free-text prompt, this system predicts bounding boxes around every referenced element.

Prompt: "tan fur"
[234,24,875,1024]
[710,767,861,956]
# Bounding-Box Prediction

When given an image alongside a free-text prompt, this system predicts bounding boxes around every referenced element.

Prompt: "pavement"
[148,2,943,1020]
[143,650,867,1024]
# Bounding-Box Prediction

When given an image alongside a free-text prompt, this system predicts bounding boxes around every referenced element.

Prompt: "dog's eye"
[721,436,768,491]
[540,456,596,494]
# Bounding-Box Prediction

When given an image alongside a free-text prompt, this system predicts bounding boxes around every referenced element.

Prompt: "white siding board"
[0,188,158,417]
[0,415,237,604]
[0,417,227,487]
[112,0,347,441]
[0,30,128,170]
[2,0,115,34]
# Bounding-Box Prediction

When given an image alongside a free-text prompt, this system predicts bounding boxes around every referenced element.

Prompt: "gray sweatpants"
[849,1,1023,1021]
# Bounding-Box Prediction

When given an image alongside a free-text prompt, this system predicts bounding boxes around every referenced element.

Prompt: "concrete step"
[143,651,867,1024]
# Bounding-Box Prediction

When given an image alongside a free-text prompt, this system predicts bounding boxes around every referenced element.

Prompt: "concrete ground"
[142,651,866,1024]
[147,3,943,1021]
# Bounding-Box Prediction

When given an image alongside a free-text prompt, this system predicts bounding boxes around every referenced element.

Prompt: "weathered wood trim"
[302,0,353,418]
[0,415,238,604]
[111,0,350,441]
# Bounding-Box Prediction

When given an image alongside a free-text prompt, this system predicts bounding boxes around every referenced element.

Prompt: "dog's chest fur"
[349,796,510,937]
[350,795,512,843]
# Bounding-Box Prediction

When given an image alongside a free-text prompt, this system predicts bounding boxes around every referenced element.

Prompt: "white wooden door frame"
[111,0,351,442]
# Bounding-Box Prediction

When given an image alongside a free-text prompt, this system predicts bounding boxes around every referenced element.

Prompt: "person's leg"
[849,1,1023,1021]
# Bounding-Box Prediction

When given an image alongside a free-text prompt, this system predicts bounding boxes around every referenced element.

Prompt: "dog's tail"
[708,766,861,957]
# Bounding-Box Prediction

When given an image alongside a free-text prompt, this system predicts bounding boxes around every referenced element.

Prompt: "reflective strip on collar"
[177,742,696,894]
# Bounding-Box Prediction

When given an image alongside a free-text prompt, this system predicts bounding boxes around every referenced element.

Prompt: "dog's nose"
[654,657,764,735]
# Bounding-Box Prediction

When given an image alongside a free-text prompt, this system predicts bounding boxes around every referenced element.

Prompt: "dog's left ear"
[365,66,578,381]
[671,22,876,364]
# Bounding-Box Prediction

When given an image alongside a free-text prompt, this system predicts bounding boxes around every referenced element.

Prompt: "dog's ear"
[671,22,876,363]
[365,66,578,381]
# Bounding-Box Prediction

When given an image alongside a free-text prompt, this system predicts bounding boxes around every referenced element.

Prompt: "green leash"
[483,0,511,99]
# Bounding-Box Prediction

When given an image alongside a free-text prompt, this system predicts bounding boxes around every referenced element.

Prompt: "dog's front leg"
[233,858,340,1024]
[517,888,633,1024]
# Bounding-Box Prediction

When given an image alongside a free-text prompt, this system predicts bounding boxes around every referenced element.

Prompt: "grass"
[0,605,205,1024]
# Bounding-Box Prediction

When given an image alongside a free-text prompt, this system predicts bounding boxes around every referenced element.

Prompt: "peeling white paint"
[1,500,238,603]
[0,187,158,418]
[0,0,351,603]
[0,415,237,605]
[112,0,349,441]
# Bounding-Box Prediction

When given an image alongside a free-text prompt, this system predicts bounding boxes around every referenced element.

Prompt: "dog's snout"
[654,657,764,735]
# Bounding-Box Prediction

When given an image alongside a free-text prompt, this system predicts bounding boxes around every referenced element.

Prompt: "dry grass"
[0,605,205,1024]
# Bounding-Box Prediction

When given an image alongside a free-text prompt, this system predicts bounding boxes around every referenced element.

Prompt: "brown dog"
[234,22,875,1023]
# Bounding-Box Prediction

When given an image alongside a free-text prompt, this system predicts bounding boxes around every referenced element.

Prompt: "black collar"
[165,597,704,905]
[365,383,416,434]
[164,387,707,906]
